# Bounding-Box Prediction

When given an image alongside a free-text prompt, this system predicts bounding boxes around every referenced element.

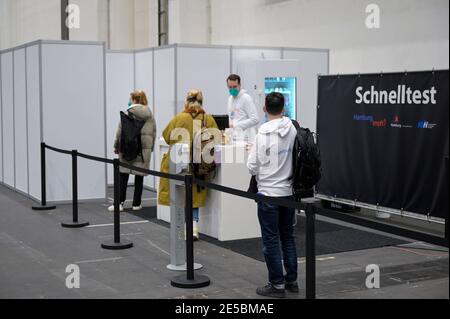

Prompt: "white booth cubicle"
[118,44,329,241]
[1,41,328,240]
[105,44,329,186]
[0,40,107,204]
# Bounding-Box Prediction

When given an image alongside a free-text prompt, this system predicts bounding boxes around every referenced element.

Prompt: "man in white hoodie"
[247,92,298,299]
[227,74,259,142]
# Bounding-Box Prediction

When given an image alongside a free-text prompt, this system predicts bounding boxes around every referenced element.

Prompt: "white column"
[168,0,209,44]
[134,0,159,49]
[68,0,108,42]
[0,0,61,50]
[109,0,135,50]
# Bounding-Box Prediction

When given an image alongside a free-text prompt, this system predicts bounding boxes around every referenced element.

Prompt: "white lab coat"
[227,89,259,142]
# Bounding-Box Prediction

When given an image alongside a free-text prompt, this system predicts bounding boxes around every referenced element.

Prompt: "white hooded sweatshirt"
[227,89,259,141]
[247,117,297,197]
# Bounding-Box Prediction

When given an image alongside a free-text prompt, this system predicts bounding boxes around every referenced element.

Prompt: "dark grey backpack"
[119,111,145,162]
[290,120,322,201]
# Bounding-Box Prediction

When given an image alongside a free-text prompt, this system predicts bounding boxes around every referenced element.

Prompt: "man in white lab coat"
[227,74,259,142]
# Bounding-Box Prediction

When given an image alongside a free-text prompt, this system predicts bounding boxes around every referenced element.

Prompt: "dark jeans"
[192,208,199,222]
[120,173,144,206]
[257,196,298,286]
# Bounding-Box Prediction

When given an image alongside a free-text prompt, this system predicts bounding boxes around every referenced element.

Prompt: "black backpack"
[290,120,322,201]
[119,111,146,162]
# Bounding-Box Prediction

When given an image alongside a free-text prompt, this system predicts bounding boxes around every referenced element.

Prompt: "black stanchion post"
[305,203,316,299]
[62,150,89,228]
[446,218,449,245]
[171,174,210,288]
[445,157,449,244]
[32,142,56,211]
[101,159,133,250]
[186,174,195,280]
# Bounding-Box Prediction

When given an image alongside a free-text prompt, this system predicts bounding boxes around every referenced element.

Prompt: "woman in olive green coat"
[158,89,218,239]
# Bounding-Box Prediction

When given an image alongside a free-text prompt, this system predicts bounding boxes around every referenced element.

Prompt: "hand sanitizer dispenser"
[170,143,190,174]
[167,143,202,271]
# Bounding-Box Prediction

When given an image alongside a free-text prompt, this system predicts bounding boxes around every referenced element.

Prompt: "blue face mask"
[128,101,133,108]
[229,88,239,97]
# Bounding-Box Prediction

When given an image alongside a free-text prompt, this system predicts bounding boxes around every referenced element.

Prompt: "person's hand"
[246,143,254,152]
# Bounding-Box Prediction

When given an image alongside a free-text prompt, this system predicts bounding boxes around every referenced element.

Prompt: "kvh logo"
[418,121,437,129]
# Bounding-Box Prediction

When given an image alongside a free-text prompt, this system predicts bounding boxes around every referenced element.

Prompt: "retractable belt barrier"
[28,142,449,298]
[30,142,317,297]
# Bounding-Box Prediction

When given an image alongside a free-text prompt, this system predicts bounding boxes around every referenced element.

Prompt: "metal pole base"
[61,221,90,228]
[32,205,56,211]
[171,274,210,289]
[101,240,133,250]
[167,263,203,272]
[376,211,391,219]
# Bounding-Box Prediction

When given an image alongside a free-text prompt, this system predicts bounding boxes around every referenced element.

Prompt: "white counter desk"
[155,138,261,241]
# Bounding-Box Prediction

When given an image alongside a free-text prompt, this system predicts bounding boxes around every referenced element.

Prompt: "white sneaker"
[132,205,143,211]
[184,222,200,241]
[193,221,199,241]
[108,203,124,212]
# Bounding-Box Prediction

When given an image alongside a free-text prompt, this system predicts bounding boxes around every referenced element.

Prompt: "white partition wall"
[232,46,329,132]
[283,49,329,131]
[0,41,327,204]
[1,52,14,188]
[0,53,3,183]
[26,45,41,200]
[154,47,176,136]
[177,45,231,115]
[0,40,107,202]
[135,50,154,101]
[232,47,282,75]
[13,49,28,195]
[153,47,176,190]
[105,51,134,185]
[239,59,302,125]
[135,49,155,189]
[41,42,106,202]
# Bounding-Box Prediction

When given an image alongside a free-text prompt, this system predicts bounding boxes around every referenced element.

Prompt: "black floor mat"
[129,207,408,262]
[127,206,158,219]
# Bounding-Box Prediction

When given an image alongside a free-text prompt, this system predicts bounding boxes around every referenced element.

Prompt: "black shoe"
[256,283,285,299]
[285,281,299,293]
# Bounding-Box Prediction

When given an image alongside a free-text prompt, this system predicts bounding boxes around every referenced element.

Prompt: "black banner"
[317,70,449,219]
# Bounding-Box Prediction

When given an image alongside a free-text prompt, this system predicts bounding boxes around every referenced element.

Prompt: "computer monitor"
[213,115,229,131]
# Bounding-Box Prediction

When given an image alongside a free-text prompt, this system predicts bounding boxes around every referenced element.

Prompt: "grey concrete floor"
[0,185,448,299]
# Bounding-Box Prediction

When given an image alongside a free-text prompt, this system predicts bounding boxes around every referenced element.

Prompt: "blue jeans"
[193,208,199,223]
[257,196,298,286]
